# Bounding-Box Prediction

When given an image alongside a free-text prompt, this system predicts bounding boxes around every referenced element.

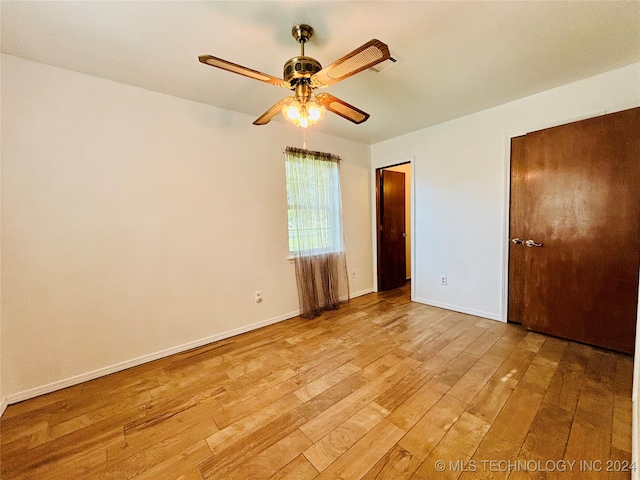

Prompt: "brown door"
[509,107,640,354]
[377,169,406,291]
[507,135,526,323]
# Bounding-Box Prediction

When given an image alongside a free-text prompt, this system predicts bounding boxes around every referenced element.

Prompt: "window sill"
[286,251,345,262]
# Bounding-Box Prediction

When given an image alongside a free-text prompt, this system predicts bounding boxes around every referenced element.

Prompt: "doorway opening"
[376,162,412,292]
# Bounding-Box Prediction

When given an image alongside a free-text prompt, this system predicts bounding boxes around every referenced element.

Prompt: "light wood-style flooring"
[1,284,633,479]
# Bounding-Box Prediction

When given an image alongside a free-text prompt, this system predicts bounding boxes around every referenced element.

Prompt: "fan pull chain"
[303,128,307,150]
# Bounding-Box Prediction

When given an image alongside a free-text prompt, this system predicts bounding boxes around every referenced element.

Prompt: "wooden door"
[507,136,526,323]
[377,169,406,291]
[511,107,640,354]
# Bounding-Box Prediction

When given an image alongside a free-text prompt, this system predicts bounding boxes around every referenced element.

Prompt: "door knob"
[525,239,543,247]
[511,238,523,245]
[402,233,407,238]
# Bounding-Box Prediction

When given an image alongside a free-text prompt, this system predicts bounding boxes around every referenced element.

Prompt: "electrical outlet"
[440,276,447,286]
[254,290,262,303]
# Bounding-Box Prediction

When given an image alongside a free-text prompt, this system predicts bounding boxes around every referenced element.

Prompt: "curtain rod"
[283,146,341,161]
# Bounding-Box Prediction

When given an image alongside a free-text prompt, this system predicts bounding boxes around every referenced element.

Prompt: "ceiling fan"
[198,24,390,128]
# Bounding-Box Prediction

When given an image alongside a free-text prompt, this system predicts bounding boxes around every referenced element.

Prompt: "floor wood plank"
[414,411,491,479]
[303,402,389,472]
[1,284,631,479]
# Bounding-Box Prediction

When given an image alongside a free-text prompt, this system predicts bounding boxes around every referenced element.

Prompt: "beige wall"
[372,62,640,321]
[0,47,4,415]
[384,164,411,279]
[0,54,373,401]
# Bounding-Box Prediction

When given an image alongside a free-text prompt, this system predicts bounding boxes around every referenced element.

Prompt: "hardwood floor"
[1,285,633,479]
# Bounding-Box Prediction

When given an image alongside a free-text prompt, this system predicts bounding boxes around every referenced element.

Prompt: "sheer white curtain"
[284,147,350,319]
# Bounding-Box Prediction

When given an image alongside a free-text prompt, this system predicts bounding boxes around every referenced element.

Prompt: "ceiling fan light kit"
[282,97,326,128]
[198,24,390,128]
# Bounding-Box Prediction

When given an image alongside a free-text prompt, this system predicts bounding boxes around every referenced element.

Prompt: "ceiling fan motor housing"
[283,56,322,85]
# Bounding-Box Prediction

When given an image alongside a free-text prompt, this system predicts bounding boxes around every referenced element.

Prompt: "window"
[284,147,344,255]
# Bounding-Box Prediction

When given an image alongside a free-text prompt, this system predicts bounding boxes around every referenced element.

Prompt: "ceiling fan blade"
[315,93,370,124]
[311,39,390,87]
[198,55,285,87]
[253,97,289,125]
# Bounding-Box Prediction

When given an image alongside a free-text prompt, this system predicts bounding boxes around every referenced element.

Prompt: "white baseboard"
[5,287,376,406]
[0,397,7,418]
[413,297,503,322]
[350,288,374,299]
[6,309,299,405]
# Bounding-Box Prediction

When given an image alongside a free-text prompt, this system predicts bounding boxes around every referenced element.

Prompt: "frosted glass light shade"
[281,97,325,128]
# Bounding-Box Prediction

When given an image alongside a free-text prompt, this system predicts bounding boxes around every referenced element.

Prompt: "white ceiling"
[2,1,639,144]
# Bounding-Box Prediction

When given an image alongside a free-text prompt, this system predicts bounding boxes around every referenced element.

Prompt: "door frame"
[371,156,415,298]
[500,111,606,323]
[376,168,407,292]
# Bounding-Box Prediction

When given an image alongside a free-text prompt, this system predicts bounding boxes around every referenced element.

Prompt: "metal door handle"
[525,239,543,247]
[402,233,407,238]
[511,238,523,245]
